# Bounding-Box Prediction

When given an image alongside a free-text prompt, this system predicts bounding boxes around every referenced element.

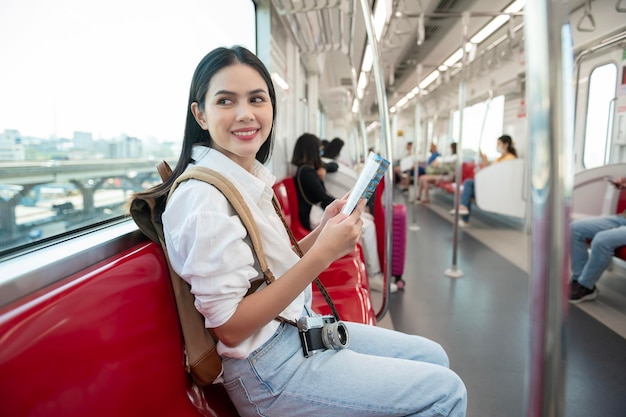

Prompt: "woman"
[148,46,465,416]
[291,132,335,230]
[453,135,517,226]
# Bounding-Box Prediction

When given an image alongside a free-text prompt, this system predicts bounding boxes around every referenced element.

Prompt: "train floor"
[370,186,626,417]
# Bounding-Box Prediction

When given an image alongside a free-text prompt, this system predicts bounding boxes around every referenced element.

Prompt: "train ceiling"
[270,0,590,121]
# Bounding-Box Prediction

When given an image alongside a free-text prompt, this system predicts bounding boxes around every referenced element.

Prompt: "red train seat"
[0,242,240,417]
[311,284,376,325]
[435,161,476,194]
[272,177,311,240]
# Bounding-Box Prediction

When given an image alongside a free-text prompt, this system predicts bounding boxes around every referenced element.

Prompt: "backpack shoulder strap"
[157,160,173,181]
[169,166,275,284]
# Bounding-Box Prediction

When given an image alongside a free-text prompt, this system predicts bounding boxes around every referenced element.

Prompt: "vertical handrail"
[523,0,574,416]
[604,97,617,164]
[444,12,469,279]
[358,0,393,321]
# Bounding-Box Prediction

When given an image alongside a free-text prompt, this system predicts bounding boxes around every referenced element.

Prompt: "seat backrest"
[272,177,311,240]
[474,159,526,218]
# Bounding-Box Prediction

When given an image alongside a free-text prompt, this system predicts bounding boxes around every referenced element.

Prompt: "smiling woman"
[190,64,275,172]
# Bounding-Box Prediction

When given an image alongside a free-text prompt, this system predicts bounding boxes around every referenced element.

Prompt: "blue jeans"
[460,179,475,222]
[222,311,467,417]
[571,215,626,289]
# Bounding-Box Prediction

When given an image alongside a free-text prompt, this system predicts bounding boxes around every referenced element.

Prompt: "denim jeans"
[460,179,475,222]
[222,310,467,417]
[571,215,626,289]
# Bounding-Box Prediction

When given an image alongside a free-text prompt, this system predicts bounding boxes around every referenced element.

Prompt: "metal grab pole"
[444,11,469,279]
[523,0,574,416]
[358,0,393,322]
[409,100,423,231]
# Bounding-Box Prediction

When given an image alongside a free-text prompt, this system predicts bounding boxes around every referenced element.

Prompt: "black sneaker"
[569,281,598,304]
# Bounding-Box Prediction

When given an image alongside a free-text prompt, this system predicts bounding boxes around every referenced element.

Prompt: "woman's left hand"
[320,198,347,229]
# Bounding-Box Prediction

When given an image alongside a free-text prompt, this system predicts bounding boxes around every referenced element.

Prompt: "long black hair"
[132,46,277,201]
[498,135,517,157]
[291,133,324,170]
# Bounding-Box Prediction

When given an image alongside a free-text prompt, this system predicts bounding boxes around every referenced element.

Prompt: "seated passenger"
[292,133,397,293]
[160,46,466,417]
[452,135,517,226]
[570,177,626,303]
[394,141,414,186]
[416,143,458,204]
[396,142,440,190]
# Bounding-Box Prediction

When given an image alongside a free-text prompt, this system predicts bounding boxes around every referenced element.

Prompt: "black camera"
[296,315,350,358]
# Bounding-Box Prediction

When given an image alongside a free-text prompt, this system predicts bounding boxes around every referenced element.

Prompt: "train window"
[0,0,256,254]
[582,63,618,168]
[452,95,505,159]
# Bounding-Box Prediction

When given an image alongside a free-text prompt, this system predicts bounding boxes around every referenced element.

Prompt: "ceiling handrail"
[576,0,596,32]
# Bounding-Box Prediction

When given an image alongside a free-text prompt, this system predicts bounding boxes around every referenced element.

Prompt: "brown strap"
[272,197,341,321]
[162,160,339,322]
[169,167,276,285]
[157,160,173,181]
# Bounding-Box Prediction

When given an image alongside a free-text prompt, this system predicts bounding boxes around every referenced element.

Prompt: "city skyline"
[0,0,256,144]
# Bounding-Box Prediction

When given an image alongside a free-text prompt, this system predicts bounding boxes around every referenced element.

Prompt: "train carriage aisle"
[389,188,626,417]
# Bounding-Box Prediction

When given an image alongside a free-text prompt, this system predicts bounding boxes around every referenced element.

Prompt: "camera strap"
[272,197,341,322]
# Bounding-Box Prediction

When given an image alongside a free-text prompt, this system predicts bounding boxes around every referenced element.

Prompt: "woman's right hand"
[312,198,366,265]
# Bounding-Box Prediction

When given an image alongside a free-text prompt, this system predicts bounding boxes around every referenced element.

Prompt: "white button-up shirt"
[163,147,309,359]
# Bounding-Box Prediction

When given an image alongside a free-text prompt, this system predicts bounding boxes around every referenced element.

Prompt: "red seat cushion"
[311,284,376,325]
[318,247,368,289]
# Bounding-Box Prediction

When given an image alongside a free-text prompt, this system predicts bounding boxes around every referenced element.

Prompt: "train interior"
[2,0,626,416]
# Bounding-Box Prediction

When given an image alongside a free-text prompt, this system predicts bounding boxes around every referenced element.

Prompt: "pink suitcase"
[373,178,408,289]
[391,203,407,288]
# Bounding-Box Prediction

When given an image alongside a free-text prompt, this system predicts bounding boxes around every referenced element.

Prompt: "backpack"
[130,162,276,386]
[129,161,340,387]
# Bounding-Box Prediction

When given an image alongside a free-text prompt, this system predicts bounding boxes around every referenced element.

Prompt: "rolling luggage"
[373,178,408,290]
[391,203,407,288]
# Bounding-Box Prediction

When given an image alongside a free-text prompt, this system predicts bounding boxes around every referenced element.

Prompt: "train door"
[574,44,623,171]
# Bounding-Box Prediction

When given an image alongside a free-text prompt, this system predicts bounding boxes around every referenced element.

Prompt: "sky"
[0,0,256,143]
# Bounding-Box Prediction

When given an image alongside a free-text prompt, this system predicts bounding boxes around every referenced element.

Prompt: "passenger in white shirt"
[141,46,466,417]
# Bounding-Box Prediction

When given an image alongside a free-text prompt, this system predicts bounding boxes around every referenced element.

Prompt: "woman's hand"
[313,198,366,264]
[319,198,346,229]
[613,177,626,189]
[316,166,327,181]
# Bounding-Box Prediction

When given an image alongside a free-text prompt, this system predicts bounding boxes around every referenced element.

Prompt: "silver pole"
[523,0,574,416]
[444,11,469,279]
[358,0,393,321]
[409,100,423,232]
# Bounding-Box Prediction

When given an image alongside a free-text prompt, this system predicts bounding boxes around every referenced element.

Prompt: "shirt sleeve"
[163,181,259,329]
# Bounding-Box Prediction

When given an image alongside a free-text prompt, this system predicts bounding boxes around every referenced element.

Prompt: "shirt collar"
[190,146,276,204]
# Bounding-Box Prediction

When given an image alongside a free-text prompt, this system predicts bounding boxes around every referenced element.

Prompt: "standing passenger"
[158,46,466,417]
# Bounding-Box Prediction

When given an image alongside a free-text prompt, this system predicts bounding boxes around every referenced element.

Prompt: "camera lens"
[321,321,350,350]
